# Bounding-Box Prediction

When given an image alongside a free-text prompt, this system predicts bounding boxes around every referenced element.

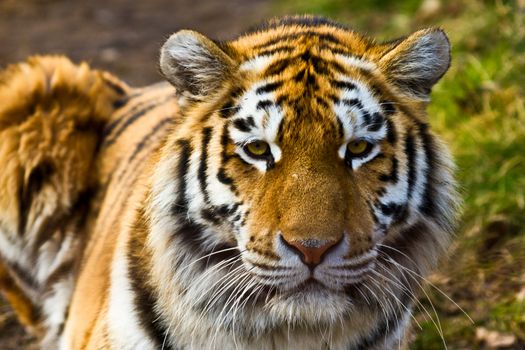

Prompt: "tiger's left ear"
[160,30,235,100]
[379,28,451,100]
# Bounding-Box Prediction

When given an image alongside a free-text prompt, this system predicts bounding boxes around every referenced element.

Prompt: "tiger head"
[151,16,457,330]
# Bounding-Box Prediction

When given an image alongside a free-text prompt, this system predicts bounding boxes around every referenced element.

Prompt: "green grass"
[271,0,525,347]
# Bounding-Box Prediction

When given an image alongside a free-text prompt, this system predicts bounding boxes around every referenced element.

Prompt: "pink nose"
[281,236,340,267]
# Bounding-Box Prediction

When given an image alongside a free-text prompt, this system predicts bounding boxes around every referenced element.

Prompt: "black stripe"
[254,31,344,50]
[332,80,357,90]
[361,110,372,125]
[342,98,372,125]
[368,112,384,132]
[256,81,283,94]
[342,98,362,109]
[275,94,290,106]
[264,58,292,76]
[103,99,157,138]
[18,161,55,235]
[3,259,39,291]
[33,188,94,256]
[217,124,238,193]
[219,100,240,119]
[302,52,338,79]
[201,208,221,224]
[417,123,437,216]
[127,237,173,349]
[103,97,171,148]
[328,59,347,74]
[232,118,253,132]
[127,118,173,165]
[246,116,256,128]
[175,220,238,269]
[217,168,233,186]
[379,156,398,183]
[315,96,330,110]
[318,44,350,56]
[103,78,127,96]
[379,202,406,218]
[336,117,344,139]
[405,132,416,200]
[112,97,128,109]
[293,69,306,82]
[256,46,295,57]
[328,93,340,104]
[45,259,75,290]
[381,100,397,117]
[172,140,191,215]
[277,118,285,144]
[115,118,172,184]
[198,128,213,203]
[385,118,397,144]
[257,100,274,110]
[201,203,240,225]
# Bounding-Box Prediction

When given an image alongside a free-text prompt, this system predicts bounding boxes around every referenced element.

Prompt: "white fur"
[42,275,75,348]
[409,129,429,218]
[229,83,284,172]
[108,232,157,350]
[337,55,377,71]
[239,55,274,72]
[334,77,387,171]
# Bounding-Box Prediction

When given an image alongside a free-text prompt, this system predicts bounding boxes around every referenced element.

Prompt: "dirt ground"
[0,0,270,85]
[0,0,270,348]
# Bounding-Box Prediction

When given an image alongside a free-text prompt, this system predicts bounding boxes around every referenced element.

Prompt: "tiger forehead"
[226,23,392,147]
[231,21,381,59]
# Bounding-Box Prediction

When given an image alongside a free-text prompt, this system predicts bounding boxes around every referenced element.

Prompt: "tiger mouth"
[245,255,377,293]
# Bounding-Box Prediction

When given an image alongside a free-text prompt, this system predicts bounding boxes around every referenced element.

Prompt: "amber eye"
[244,140,271,158]
[346,139,372,158]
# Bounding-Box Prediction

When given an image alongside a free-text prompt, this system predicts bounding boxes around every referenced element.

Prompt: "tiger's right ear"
[160,30,235,100]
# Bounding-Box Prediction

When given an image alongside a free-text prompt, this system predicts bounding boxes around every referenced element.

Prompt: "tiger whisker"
[180,259,244,345]
[212,271,254,346]
[181,253,241,291]
[378,244,473,323]
[361,281,391,334]
[370,269,423,331]
[191,266,249,347]
[193,264,247,314]
[231,279,261,346]
[376,256,437,327]
[177,247,242,274]
[381,256,448,349]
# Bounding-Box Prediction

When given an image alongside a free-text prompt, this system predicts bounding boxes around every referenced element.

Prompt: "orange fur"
[0,16,457,349]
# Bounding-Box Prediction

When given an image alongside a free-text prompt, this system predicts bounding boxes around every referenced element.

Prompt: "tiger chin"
[0,15,458,350]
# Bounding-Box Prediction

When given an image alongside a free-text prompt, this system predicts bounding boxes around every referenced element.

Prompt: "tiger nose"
[280,235,341,268]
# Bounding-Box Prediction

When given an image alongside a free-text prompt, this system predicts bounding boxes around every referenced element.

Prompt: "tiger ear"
[379,28,451,99]
[160,30,235,100]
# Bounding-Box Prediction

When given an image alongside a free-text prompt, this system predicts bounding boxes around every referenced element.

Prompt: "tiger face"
[153,16,457,337]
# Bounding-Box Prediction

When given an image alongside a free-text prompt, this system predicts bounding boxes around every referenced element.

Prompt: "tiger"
[0,15,458,350]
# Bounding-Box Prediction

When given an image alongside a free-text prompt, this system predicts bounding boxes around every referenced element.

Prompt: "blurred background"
[0,0,524,349]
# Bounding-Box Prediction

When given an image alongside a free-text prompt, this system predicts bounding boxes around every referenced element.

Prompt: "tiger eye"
[245,140,270,158]
[346,140,370,157]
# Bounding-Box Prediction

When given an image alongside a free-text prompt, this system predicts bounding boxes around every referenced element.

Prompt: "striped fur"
[0,16,458,349]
